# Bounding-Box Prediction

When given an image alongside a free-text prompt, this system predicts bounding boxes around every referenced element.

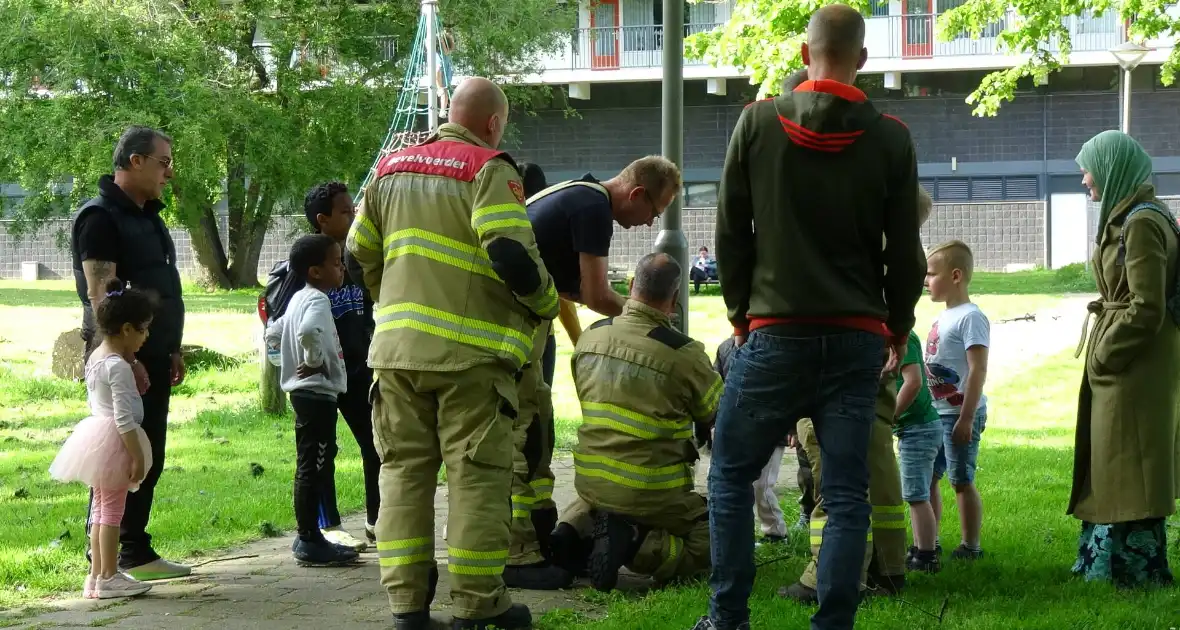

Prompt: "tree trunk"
[190,206,233,288]
[226,185,269,289]
[174,184,234,289]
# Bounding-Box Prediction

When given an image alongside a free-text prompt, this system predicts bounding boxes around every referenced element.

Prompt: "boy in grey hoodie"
[264,234,357,567]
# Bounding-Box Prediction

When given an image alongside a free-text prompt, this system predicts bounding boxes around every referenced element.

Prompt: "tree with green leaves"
[686,0,1178,115]
[0,0,572,288]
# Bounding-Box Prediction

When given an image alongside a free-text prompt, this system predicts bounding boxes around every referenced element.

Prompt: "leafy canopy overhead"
[686,0,1180,115]
[0,0,573,287]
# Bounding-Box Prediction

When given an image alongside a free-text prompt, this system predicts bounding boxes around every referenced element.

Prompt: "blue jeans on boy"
[932,408,987,486]
[706,327,885,630]
[896,420,942,502]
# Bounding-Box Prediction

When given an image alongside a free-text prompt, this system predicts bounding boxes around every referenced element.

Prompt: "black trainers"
[688,617,750,630]
[950,544,985,560]
[451,603,532,629]
[906,548,942,573]
[391,567,440,630]
[292,538,360,567]
[502,561,574,590]
[758,534,788,546]
[549,522,591,577]
[588,511,637,592]
[777,581,818,605]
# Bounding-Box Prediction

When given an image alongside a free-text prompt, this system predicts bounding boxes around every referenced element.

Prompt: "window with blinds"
[924,176,1041,202]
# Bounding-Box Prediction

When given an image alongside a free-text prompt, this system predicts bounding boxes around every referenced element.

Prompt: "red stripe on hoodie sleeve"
[882,113,908,128]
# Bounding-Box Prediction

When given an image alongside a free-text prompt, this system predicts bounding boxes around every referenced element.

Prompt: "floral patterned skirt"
[1071,518,1174,588]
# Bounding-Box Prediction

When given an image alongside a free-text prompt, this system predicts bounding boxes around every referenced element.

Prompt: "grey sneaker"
[95,573,152,599]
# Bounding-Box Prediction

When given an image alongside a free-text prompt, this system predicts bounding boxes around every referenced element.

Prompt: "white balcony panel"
[518,9,1174,86]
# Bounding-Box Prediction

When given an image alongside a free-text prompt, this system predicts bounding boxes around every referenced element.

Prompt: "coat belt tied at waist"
[1075,300,1130,358]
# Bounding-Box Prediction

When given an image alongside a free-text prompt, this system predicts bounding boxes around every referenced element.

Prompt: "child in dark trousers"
[265,234,359,567]
[305,182,382,550]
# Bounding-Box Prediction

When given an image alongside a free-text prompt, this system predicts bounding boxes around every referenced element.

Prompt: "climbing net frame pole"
[356,0,452,201]
[423,0,440,133]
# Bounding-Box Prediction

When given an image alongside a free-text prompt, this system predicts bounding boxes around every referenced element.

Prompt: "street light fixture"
[1109,40,1151,134]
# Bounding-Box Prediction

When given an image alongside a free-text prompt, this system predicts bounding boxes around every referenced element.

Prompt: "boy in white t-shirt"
[924,240,990,560]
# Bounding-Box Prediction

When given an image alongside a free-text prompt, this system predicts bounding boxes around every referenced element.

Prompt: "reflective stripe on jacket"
[572,299,723,511]
[347,123,559,372]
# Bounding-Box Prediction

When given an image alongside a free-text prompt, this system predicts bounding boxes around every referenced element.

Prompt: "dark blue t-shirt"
[526,173,614,296]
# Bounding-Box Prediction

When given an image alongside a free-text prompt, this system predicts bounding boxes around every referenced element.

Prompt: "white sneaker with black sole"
[322,527,368,552]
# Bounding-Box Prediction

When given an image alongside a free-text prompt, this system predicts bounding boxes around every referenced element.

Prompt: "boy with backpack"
[263,182,380,551]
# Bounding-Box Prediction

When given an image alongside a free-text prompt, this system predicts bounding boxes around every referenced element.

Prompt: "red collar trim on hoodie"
[793,79,867,103]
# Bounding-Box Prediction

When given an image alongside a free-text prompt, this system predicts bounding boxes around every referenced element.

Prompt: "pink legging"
[91,487,128,527]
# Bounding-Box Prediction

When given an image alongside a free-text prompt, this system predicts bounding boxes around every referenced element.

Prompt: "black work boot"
[392,566,441,630]
[502,561,573,590]
[451,603,532,630]
[531,507,559,560]
[777,581,818,605]
[549,522,591,577]
[588,511,638,592]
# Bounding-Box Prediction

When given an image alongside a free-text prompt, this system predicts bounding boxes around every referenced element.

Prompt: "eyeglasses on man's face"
[137,154,174,170]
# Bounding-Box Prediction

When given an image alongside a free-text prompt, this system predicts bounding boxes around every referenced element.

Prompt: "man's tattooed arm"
[82,259,117,346]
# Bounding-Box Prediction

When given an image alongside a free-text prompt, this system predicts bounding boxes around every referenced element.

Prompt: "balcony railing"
[872,11,1122,59]
[537,11,1125,73]
[541,23,724,72]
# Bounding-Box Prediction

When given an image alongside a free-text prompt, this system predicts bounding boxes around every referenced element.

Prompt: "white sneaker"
[95,573,152,599]
[322,528,368,552]
[83,575,97,599]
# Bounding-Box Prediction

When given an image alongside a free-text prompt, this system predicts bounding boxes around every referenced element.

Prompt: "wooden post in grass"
[256,291,287,415]
[259,350,287,415]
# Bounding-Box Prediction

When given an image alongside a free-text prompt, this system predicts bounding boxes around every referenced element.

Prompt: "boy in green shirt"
[893,330,942,572]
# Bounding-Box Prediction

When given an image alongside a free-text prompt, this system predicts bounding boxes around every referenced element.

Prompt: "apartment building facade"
[500,0,1180,271]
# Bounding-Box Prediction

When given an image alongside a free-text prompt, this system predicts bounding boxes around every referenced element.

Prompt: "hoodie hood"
[772,79,882,153]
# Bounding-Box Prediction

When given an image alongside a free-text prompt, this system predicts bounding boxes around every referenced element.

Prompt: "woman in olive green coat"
[1070,130,1180,588]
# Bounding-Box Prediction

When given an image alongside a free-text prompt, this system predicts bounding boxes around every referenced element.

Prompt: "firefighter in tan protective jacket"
[548,253,723,591]
[346,77,558,630]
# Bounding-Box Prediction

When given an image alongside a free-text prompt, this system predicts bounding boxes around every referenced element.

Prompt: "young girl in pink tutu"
[50,279,156,599]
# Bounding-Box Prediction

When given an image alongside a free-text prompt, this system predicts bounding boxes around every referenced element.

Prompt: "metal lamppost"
[654,0,689,333]
[1110,40,1150,134]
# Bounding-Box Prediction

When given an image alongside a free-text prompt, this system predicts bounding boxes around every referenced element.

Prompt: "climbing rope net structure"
[356,0,455,200]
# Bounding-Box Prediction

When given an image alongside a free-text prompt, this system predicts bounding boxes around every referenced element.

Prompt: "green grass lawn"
[538,348,1180,630]
[0,271,1118,621]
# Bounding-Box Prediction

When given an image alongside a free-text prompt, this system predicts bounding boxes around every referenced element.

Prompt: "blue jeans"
[932,408,987,486]
[895,420,942,502]
[707,327,885,630]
